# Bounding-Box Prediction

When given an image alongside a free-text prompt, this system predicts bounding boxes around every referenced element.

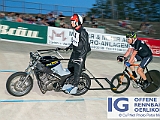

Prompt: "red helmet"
[70,14,83,26]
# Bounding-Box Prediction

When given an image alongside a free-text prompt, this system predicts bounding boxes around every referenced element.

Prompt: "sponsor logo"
[108,97,129,112]
[46,61,59,66]
[49,30,67,41]
[0,25,43,39]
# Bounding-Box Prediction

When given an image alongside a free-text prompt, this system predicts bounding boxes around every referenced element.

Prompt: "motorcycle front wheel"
[6,72,33,97]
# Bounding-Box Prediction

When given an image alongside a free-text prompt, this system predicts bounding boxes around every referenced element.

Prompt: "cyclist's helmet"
[126,32,137,39]
[70,14,83,26]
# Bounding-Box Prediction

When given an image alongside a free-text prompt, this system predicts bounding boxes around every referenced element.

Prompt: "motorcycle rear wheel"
[6,72,33,97]
[75,73,91,96]
[63,72,91,96]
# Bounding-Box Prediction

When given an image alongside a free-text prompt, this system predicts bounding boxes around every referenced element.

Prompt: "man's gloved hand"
[65,46,72,51]
[117,56,124,62]
[125,61,131,67]
[55,47,61,51]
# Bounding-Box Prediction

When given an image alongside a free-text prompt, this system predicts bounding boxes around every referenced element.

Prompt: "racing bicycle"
[111,60,160,93]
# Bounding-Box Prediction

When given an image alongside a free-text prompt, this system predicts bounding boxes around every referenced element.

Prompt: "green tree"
[87,0,160,21]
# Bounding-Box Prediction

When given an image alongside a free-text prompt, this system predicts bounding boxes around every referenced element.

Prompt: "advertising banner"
[47,27,160,57]
[84,27,105,33]
[47,27,73,46]
[47,27,128,53]
[88,33,128,53]
[0,20,47,44]
[138,37,160,57]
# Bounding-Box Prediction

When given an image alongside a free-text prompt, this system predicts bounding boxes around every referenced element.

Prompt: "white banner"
[47,27,73,47]
[84,27,105,33]
[88,32,129,53]
[47,27,129,53]
[107,97,160,119]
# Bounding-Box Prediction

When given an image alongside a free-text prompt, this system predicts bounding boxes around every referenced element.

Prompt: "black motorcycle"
[6,48,91,97]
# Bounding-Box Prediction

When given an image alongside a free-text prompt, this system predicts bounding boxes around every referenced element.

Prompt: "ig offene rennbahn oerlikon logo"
[107,97,160,119]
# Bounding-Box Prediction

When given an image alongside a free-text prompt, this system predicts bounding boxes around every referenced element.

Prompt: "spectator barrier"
[0,21,160,57]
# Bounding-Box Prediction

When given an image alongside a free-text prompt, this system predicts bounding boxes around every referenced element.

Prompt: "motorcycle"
[6,48,91,97]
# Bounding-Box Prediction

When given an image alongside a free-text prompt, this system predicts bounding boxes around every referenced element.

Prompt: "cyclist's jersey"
[130,39,152,58]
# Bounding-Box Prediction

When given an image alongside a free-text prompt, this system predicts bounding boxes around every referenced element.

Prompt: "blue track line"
[0,70,17,73]
[0,98,107,103]
[0,69,107,103]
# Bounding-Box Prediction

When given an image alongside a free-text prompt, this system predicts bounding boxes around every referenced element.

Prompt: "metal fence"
[0,0,90,16]
[0,0,160,22]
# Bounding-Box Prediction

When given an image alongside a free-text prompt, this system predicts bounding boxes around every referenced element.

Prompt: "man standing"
[62,14,91,94]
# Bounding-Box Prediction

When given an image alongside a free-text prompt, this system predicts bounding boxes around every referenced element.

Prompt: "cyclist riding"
[117,32,153,89]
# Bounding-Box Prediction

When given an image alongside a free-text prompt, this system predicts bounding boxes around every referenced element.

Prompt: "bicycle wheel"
[141,70,160,93]
[110,73,130,93]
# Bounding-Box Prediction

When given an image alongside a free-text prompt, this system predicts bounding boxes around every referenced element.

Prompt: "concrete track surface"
[0,40,160,120]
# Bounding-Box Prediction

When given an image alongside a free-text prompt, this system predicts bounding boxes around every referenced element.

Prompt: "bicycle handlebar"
[123,61,139,67]
[122,58,140,67]
[130,63,139,66]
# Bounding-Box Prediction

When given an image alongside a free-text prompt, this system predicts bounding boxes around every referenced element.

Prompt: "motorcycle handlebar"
[36,48,66,59]
[37,48,65,52]
[37,49,56,52]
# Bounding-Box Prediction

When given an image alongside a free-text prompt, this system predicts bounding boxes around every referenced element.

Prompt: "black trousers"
[68,52,87,86]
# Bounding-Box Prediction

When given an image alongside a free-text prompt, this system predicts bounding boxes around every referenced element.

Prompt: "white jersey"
[71,30,80,47]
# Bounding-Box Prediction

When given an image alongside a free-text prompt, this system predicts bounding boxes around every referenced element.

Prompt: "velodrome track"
[0,40,160,120]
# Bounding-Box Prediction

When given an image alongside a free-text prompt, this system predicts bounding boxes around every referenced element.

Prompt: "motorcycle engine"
[38,72,61,91]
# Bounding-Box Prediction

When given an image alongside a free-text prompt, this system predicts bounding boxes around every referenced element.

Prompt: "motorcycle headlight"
[30,52,34,59]
[30,52,38,60]
[29,52,36,66]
